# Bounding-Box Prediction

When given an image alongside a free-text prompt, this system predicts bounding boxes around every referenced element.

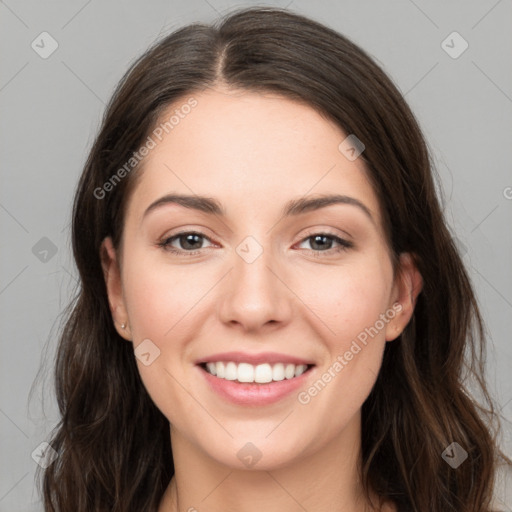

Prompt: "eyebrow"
[142,193,375,224]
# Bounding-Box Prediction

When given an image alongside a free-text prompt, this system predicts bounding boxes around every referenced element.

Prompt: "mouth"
[198,361,315,384]
[196,359,316,406]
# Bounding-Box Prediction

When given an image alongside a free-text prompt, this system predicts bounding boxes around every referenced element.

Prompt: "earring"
[121,322,126,329]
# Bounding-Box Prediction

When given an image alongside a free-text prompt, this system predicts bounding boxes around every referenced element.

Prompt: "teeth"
[225,362,237,380]
[238,363,254,383]
[272,363,285,381]
[216,361,225,378]
[255,363,272,383]
[203,361,309,383]
[285,363,295,379]
[206,362,217,376]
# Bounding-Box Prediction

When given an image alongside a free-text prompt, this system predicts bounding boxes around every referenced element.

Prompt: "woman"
[38,6,509,511]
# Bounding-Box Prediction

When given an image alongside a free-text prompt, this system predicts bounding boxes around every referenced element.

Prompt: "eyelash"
[157,230,353,257]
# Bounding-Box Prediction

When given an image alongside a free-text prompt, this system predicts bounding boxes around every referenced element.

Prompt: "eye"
[157,231,214,256]
[296,232,353,256]
[157,229,353,257]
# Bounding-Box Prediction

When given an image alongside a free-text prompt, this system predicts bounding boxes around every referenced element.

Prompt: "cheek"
[123,245,393,352]
[121,256,206,424]
[122,255,204,342]
[292,262,392,439]
[303,257,392,342]
[299,258,392,398]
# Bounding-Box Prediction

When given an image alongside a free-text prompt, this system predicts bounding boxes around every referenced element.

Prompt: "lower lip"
[197,364,315,406]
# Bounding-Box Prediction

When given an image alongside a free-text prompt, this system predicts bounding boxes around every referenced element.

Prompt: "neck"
[158,413,393,512]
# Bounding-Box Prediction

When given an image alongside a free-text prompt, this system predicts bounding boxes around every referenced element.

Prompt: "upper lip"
[195,351,315,366]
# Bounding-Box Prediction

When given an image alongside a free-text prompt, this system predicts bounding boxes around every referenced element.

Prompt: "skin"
[101,85,423,512]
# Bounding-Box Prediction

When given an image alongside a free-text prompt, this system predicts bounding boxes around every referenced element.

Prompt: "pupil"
[183,234,201,250]
[312,235,330,250]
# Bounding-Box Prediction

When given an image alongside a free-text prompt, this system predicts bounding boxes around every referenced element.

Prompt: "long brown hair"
[37,6,509,511]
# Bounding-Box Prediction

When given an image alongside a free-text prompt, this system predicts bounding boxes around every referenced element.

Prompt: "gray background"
[1,0,511,510]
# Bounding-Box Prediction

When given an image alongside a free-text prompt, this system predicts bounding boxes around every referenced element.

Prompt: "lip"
[195,351,315,366]
[196,362,316,406]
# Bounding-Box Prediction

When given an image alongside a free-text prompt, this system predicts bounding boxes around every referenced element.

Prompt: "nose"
[218,239,293,333]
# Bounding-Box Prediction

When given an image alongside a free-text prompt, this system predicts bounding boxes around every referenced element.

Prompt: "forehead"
[125,87,382,227]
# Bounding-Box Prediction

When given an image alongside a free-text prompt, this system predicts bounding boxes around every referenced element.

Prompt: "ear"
[385,252,423,342]
[100,236,132,341]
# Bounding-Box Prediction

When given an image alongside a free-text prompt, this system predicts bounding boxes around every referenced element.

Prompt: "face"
[101,86,421,471]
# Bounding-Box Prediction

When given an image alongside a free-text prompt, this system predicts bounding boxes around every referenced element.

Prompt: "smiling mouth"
[199,361,315,384]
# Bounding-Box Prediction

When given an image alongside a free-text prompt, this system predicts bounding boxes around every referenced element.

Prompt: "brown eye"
[297,232,353,256]
[157,231,214,255]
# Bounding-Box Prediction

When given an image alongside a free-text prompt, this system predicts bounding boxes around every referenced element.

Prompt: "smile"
[201,361,312,383]
[197,361,316,406]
